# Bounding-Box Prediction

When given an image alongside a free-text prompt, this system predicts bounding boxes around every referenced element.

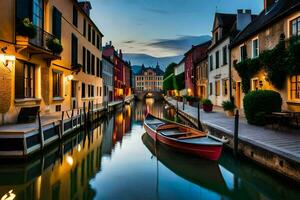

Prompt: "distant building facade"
[135,64,164,92]
[102,56,114,103]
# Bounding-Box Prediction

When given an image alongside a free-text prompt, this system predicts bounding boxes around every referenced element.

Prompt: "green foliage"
[164,63,177,79]
[163,73,174,91]
[173,73,185,90]
[260,40,289,89]
[16,18,36,39]
[202,98,212,106]
[46,38,63,54]
[243,90,282,126]
[287,36,300,75]
[234,58,262,93]
[222,101,236,111]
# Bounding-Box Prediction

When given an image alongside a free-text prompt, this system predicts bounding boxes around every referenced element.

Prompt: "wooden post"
[234,110,239,157]
[197,100,201,130]
[183,97,185,110]
[37,111,44,150]
[176,97,179,117]
[71,109,74,129]
[83,102,87,128]
[60,111,64,139]
[80,109,82,127]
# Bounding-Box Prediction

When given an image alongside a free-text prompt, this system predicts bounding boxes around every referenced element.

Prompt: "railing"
[29,25,56,52]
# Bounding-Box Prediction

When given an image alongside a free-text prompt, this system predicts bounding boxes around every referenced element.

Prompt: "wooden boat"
[142,133,231,196]
[143,113,223,161]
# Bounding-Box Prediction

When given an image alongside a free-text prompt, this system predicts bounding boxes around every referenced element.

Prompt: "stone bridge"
[134,90,164,100]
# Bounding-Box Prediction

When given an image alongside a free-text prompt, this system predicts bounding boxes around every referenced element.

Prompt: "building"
[174,59,185,96]
[194,41,212,99]
[0,0,103,125]
[135,64,164,92]
[230,0,300,111]
[103,42,131,101]
[102,56,114,103]
[208,10,255,106]
[184,41,212,96]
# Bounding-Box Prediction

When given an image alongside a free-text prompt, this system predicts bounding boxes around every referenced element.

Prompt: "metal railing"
[29,25,56,52]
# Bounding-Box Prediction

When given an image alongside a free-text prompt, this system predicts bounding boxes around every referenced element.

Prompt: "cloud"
[123,40,136,44]
[146,35,212,52]
[144,8,169,15]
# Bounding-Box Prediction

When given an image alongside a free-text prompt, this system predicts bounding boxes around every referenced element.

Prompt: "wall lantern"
[0,54,15,71]
[66,75,74,81]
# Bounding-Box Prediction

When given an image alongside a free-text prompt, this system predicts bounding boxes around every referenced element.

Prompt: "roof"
[184,40,212,56]
[230,0,300,48]
[137,65,164,76]
[73,0,104,37]
[102,55,114,65]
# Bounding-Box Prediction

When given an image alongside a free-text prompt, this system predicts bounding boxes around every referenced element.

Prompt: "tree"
[164,63,177,79]
[163,63,177,93]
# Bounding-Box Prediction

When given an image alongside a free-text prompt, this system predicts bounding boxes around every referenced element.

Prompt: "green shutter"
[52,7,62,40]
[15,60,24,99]
[71,34,78,66]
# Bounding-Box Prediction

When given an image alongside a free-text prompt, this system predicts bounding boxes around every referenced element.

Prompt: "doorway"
[71,80,78,109]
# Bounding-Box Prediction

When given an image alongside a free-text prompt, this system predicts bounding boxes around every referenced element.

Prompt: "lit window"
[290,75,300,100]
[290,17,300,37]
[215,80,220,96]
[252,38,259,58]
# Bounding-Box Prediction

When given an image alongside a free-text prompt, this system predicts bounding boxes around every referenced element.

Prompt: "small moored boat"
[143,113,223,161]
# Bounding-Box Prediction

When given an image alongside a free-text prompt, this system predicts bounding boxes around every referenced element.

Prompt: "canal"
[0,99,299,200]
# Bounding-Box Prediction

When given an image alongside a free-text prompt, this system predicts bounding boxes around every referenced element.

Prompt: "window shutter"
[71,34,78,66]
[82,47,86,73]
[91,54,95,75]
[16,0,32,22]
[87,50,91,74]
[73,5,78,27]
[15,60,24,99]
[100,60,103,78]
[83,19,86,37]
[52,7,62,40]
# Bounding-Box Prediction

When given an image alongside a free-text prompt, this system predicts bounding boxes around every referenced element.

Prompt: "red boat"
[143,113,223,161]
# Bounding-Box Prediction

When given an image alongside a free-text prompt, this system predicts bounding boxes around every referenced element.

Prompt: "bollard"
[197,100,201,130]
[176,97,179,116]
[234,110,239,157]
[37,111,44,150]
[183,98,185,110]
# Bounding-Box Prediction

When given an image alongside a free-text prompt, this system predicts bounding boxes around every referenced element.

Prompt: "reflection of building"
[0,123,104,199]
[135,64,164,92]
[102,56,114,103]
[102,116,114,156]
[0,0,104,124]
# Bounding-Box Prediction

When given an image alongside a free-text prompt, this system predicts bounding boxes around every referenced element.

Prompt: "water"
[0,99,299,200]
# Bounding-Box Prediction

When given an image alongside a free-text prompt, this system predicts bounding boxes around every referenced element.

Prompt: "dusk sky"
[88,0,263,57]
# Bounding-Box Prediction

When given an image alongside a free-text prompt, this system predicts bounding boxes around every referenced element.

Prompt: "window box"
[14,98,41,105]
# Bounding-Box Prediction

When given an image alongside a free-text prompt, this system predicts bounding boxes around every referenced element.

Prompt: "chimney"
[78,1,92,16]
[119,49,123,59]
[237,9,252,31]
[264,0,276,12]
[109,41,112,46]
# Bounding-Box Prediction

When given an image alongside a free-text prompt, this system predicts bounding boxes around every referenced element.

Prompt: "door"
[71,80,77,109]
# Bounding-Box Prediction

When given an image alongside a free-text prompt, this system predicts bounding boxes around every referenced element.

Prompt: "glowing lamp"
[0,54,15,71]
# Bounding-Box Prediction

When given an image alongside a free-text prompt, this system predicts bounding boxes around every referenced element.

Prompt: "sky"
[87,0,263,57]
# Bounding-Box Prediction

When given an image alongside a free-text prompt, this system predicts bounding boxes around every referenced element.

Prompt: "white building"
[208,10,255,106]
[102,56,114,103]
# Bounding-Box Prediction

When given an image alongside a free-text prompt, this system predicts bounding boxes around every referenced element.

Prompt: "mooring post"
[234,109,239,157]
[83,102,87,128]
[37,111,44,150]
[60,111,64,139]
[183,97,185,110]
[197,100,201,130]
[176,97,179,116]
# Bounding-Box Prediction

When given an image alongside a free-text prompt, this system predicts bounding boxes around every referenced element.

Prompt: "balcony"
[16,25,61,61]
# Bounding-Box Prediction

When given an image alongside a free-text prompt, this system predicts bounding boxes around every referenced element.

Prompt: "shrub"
[202,98,212,106]
[16,18,36,39]
[243,90,282,126]
[222,101,236,111]
[46,38,63,54]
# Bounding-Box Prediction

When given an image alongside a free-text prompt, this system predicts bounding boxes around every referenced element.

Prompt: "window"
[240,45,247,61]
[52,7,62,40]
[215,51,219,69]
[83,19,86,37]
[91,54,95,75]
[209,55,213,71]
[222,79,228,96]
[88,85,94,97]
[215,31,219,43]
[71,34,78,66]
[15,61,35,99]
[215,80,220,96]
[222,46,227,65]
[82,82,86,98]
[100,87,102,97]
[82,47,86,73]
[87,50,91,74]
[92,29,95,45]
[251,78,259,91]
[73,5,78,27]
[88,25,91,42]
[252,38,259,58]
[209,82,213,95]
[53,71,62,97]
[97,35,100,50]
[290,17,300,37]
[96,58,101,77]
[32,0,43,28]
[290,75,300,100]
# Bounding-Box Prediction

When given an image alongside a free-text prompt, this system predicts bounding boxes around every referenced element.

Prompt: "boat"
[143,113,223,161]
[142,133,231,196]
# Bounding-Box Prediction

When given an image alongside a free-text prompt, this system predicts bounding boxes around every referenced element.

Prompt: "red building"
[184,41,212,96]
[103,42,131,100]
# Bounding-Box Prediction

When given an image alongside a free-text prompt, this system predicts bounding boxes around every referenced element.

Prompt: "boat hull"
[144,124,223,161]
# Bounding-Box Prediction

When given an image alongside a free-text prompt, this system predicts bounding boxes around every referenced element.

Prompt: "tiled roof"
[137,66,164,76]
[230,0,300,48]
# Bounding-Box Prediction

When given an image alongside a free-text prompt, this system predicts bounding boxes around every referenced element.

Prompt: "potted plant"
[46,38,63,55]
[72,63,83,74]
[16,18,36,45]
[202,99,213,112]
[222,100,236,117]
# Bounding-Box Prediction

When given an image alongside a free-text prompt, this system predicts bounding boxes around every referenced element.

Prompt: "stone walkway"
[167,98,300,164]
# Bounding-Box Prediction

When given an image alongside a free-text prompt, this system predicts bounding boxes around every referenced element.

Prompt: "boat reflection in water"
[142,133,231,197]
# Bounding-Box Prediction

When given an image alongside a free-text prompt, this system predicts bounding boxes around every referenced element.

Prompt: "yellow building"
[0,0,103,125]
[230,0,300,111]
[135,65,164,92]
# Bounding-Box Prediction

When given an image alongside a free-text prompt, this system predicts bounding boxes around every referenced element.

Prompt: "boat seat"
[160,129,188,137]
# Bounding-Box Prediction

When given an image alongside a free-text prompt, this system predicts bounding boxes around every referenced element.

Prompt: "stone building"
[135,64,164,92]
[0,0,104,125]
[230,0,300,111]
